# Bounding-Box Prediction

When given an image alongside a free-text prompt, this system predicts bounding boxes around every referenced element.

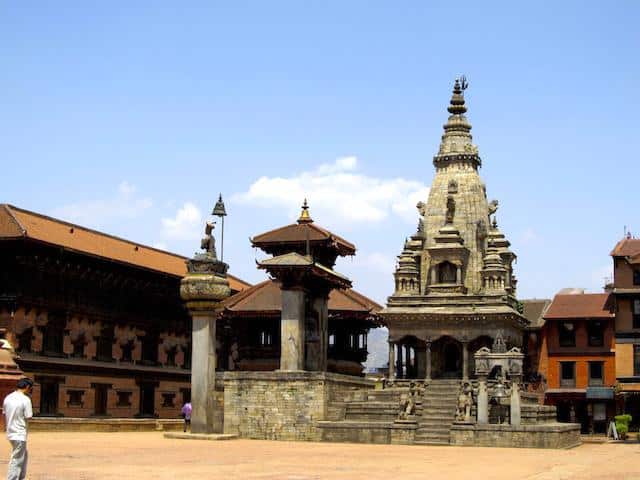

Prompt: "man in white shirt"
[3,378,33,480]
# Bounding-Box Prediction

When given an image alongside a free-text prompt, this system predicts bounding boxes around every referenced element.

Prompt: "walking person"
[3,378,34,480]
[181,401,192,432]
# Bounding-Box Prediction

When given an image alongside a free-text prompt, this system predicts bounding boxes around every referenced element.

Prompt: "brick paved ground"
[0,432,638,480]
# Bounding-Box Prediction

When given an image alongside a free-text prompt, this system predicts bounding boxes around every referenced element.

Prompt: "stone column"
[280,289,305,371]
[388,341,395,379]
[306,294,328,371]
[425,340,432,381]
[477,379,488,424]
[462,341,469,381]
[181,264,231,434]
[431,267,437,285]
[456,265,462,285]
[510,382,521,426]
[190,312,217,433]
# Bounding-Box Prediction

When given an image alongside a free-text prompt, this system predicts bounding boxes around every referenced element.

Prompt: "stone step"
[417,426,450,435]
[413,440,450,446]
[415,435,450,443]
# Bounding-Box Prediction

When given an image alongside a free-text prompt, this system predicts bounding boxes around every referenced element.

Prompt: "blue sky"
[2,2,639,304]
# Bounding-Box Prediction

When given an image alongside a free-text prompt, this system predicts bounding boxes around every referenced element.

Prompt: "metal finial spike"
[298,198,313,224]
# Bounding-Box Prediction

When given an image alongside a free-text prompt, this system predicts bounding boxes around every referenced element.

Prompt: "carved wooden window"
[165,347,177,367]
[42,314,65,356]
[634,346,640,377]
[121,341,134,362]
[141,331,159,365]
[67,389,84,407]
[587,321,605,347]
[558,322,576,348]
[161,393,175,408]
[438,262,457,284]
[96,325,114,361]
[560,361,576,388]
[634,270,640,286]
[116,391,132,407]
[633,299,640,329]
[182,342,191,369]
[17,328,33,353]
[589,361,604,386]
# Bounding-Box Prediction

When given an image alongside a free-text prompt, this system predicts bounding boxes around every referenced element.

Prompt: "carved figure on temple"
[200,221,217,256]
[398,383,418,419]
[488,199,499,216]
[416,201,426,218]
[455,382,473,421]
[446,196,455,224]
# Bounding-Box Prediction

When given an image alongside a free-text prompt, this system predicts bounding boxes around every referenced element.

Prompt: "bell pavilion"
[382,79,528,381]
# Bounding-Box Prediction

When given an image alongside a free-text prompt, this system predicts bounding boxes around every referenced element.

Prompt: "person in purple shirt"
[181,402,192,432]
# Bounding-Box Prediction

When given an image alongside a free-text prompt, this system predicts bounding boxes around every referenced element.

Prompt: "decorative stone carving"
[455,381,473,422]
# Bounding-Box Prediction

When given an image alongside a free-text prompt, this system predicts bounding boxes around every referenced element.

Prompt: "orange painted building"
[534,293,615,433]
[611,236,640,426]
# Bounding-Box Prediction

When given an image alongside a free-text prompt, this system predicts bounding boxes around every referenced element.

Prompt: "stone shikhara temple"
[383,78,526,382]
[183,80,581,448]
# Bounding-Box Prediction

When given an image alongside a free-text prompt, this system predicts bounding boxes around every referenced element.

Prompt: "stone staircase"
[413,379,459,445]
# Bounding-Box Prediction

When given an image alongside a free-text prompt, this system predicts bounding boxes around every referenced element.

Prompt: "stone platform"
[223,370,374,441]
[450,422,582,449]
[164,432,238,441]
[29,417,183,432]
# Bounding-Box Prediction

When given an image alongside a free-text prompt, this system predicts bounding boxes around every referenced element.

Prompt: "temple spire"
[434,77,480,168]
[297,198,313,224]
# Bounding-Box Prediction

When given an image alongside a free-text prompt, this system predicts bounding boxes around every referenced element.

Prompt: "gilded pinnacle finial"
[297,198,313,224]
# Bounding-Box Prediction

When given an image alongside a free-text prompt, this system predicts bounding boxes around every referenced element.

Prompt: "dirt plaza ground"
[1,432,639,480]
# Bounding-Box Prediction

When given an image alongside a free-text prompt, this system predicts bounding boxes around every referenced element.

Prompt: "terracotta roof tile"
[521,299,552,328]
[544,293,613,320]
[611,238,640,257]
[0,204,250,292]
[221,279,380,315]
[252,222,356,255]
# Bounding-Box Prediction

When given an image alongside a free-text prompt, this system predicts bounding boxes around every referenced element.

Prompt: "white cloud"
[358,252,397,274]
[52,181,152,228]
[160,202,203,240]
[232,156,429,226]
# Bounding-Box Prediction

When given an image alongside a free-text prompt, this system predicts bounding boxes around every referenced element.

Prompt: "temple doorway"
[444,343,460,376]
[139,383,156,417]
[431,336,462,378]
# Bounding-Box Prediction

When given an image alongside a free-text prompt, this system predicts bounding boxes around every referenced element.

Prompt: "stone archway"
[432,336,462,379]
